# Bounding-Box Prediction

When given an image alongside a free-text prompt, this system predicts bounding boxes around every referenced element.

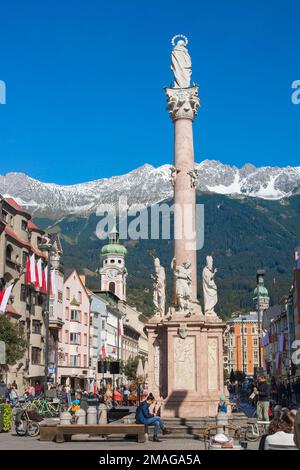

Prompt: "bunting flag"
[101,341,107,360]
[0,285,13,313]
[42,266,47,294]
[118,317,124,336]
[25,254,36,285]
[36,258,43,289]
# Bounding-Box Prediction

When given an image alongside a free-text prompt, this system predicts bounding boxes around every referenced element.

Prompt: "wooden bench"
[56,424,146,443]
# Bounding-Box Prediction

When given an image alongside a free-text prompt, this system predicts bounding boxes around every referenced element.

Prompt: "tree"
[0,316,27,365]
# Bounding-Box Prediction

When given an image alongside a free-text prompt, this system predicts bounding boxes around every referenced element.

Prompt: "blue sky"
[0,0,299,184]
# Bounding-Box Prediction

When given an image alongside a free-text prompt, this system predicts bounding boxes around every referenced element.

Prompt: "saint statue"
[202,255,218,315]
[151,257,166,317]
[171,36,192,89]
[171,257,192,315]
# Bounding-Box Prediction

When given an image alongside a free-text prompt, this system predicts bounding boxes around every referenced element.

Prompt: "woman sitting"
[263,410,296,450]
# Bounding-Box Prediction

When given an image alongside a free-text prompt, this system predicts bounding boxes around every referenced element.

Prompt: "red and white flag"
[101,341,107,360]
[26,254,36,285]
[118,317,124,336]
[42,266,47,294]
[0,285,13,313]
[36,258,43,289]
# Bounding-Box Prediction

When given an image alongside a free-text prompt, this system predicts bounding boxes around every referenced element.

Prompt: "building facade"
[0,196,62,391]
[225,312,263,376]
[57,270,90,389]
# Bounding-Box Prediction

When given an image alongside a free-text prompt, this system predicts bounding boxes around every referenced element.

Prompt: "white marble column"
[165,86,200,302]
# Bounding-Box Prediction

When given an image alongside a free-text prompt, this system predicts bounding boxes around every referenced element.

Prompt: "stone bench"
[56,424,146,443]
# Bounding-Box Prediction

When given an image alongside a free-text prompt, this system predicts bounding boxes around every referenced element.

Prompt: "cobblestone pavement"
[0,431,259,450]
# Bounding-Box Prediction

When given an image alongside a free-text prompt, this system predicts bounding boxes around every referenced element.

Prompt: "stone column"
[165,86,200,301]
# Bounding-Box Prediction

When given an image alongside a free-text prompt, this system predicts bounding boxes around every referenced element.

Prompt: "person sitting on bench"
[135,393,171,442]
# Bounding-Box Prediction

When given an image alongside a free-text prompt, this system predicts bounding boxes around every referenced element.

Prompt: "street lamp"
[39,238,56,392]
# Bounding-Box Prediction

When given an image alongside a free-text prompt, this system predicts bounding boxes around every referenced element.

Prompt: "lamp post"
[39,239,55,392]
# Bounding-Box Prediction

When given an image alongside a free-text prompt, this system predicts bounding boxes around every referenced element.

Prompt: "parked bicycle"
[243,419,270,442]
[14,407,42,437]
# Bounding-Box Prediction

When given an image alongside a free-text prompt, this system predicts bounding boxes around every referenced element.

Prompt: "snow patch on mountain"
[1,160,300,217]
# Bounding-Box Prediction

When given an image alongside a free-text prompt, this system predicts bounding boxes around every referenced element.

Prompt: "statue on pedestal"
[202,255,218,315]
[171,35,192,89]
[171,257,192,315]
[151,257,166,317]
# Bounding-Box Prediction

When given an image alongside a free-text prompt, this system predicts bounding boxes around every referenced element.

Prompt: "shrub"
[0,403,13,431]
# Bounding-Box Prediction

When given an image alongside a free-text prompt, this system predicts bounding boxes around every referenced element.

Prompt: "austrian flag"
[26,254,36,285]
[0,285,13,313]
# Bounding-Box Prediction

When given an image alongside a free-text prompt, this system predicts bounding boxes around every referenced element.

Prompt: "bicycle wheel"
[15,421,27,436]
[244,426,260,442]
[27,421,40,437]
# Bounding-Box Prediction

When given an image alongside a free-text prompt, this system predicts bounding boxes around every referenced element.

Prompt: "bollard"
[75,408,86,425]
[60,411,72,425]
[87,406,97,425]
[216,412,228,435]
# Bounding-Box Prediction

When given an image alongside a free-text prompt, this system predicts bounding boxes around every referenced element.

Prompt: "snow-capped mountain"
[1,160,300,217]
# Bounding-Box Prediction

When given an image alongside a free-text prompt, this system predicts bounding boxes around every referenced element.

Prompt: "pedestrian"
[123,387,130,406]
[218,394,228,413]
[264,410,296,449]
[253,374,270,422]
[9,385,18,407]
[34,380,41,396]
[0,380,8,402]
[12,380,18,390]
[135,393,172,442]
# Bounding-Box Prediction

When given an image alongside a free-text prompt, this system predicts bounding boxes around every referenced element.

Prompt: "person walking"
[9,384,18,407]
[254,375,270,422]
[135,393,172,442]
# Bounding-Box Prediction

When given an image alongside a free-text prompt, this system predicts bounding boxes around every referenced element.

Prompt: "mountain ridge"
[1,160,300,218]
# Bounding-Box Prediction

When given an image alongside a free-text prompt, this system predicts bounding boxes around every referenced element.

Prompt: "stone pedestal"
[146,313,226,418]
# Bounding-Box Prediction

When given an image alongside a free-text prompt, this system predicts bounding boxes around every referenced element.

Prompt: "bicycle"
[244,420,270,442]
[14,406,42,437]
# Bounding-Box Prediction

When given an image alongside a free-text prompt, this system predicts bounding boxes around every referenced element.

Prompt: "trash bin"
[75,408,86,425]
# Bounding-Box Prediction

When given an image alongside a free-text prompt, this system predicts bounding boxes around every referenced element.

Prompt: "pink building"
[57,270,90,390]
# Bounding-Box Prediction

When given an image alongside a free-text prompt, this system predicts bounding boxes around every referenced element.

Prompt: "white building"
[57,270,90,389]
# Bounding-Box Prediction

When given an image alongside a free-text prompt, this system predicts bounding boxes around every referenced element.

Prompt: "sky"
[0,0,299,184]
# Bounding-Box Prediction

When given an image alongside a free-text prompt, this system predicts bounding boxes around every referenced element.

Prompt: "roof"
[5,197,30,218]
[5,226,46,258]
[101,243,127,256]
[28,220,45,234]
[227,312,260,324]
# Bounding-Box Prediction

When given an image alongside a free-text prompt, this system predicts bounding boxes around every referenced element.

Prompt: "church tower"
[100,228,127,300]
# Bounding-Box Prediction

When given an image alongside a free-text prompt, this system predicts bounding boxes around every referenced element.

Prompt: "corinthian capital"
[165,86,200,122]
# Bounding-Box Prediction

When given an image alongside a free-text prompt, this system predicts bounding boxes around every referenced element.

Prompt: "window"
[21,219,27,231]
[31,347,41,365]
[253,350,259,361]
[84,355,87,368]
[84,333,87,346]
[22,251,28,268]
[32,320,41,334]
[65,353,68,366]
[118,260,122,264]
[78,291,82,303]
[6,245,13,260]
[58,290,63,302]
[110,259,115,264]
[253,337,258,347]
[70,332,80,344]
[66,287,70,300]
[20,284,26,302]
[84,312,88,326]
[69,355,79,367]
[1,210,8,223]
[65,329,69,344]
[70,309,80,321]
[109,282,115,294]
[65,307,69,320]
[58,329,62,342]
